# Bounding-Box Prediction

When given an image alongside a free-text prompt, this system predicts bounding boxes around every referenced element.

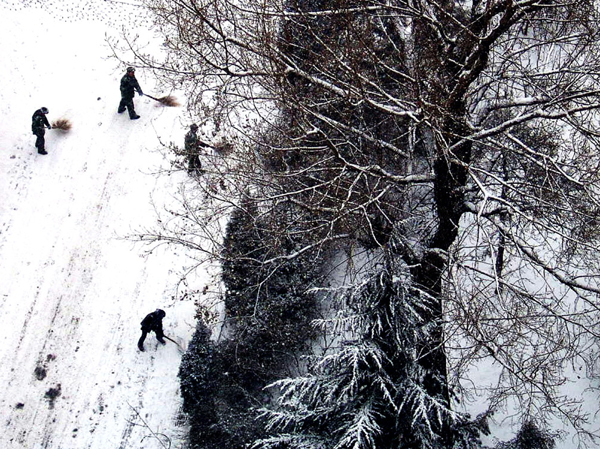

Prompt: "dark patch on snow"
[34,365,47,380]
[34,354,56,380]
[44,384,62,409]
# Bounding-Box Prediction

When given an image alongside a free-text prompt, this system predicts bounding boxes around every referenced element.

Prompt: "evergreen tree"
[496,421,556,449]
[221,199,320,386]
[256,255,487,449]
[178,321,224,449]
[180,199,323,449]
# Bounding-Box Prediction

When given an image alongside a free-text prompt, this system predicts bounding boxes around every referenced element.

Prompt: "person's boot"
[38,148,48,155]
[157,337,166,345]
[138,343,145,351]
[130,114,140,120]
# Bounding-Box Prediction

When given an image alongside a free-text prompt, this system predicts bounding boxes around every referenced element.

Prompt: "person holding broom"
[31,107,52,155]
[118,66,143,120]
[184,124,208,176]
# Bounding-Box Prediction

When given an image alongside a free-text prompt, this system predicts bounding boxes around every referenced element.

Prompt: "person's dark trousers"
[138,329,166,350]
[155,329,166,343]
[118,95,137,118]
[137,330,149,350]
[34,130,46,152]
[188,155,202,174]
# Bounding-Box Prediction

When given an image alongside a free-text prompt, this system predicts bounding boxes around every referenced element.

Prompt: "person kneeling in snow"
[32,107,52,155]
[137,309,166,352]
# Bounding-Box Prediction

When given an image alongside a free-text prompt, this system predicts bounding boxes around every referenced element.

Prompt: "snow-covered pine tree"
[255,255,487,449]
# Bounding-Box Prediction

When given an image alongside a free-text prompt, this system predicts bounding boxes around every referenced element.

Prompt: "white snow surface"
[0,4,209,448]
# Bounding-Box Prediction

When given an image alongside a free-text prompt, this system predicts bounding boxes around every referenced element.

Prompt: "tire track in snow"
[0,125,142,447]
[0,152,32,250]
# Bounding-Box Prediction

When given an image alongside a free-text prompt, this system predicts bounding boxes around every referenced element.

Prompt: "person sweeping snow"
[118,66,143,120]
[184,123,208,176]
[137,309,166,352]
[31,107,52,155]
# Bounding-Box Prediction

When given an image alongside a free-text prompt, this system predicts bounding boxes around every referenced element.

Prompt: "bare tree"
[120,0,600,447]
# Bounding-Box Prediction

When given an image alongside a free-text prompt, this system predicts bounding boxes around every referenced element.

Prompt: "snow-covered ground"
[0,4,209,448]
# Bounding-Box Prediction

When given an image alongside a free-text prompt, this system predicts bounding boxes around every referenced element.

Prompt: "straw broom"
[145,94,180,107]
[51,118,72,131]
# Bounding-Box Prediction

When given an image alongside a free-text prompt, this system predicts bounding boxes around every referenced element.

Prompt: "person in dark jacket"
[137,309,166,351]
[118,66,143,120]
[184,124,206,175]
[32,107,52,155]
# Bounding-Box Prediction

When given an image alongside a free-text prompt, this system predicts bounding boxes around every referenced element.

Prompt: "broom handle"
[145,94,160,101]
[163,335,183,348]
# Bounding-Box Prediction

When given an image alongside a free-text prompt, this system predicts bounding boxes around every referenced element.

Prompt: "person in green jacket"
[184,124,207,175]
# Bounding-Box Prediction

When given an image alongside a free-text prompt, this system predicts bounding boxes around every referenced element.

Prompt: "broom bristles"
[52,118,72,131]
[157,95,180,107]
[213,140,234,155]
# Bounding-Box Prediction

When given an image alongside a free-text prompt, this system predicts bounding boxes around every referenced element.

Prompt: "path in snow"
[0,6,209,449]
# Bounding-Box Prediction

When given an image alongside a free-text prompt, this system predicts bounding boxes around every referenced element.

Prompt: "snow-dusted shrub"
[495,421,557,449]
[179,320,256,449]
[179,323,222,448]
[179,199,324,449]
[221,199,321,377]
[179,320,216,420]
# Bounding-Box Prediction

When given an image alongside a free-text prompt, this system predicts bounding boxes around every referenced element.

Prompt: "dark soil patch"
[44,384,62,409]
[34,365,47,381]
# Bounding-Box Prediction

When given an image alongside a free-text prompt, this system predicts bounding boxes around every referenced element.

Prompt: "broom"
[145,94,180,107]
[51,118,72,131]
[163,335,186,353]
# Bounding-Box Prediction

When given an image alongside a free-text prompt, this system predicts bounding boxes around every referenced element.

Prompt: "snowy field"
[0,3,211,448]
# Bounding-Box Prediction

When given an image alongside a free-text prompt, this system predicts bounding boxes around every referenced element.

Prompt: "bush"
[179,321,215,418]
[179,200,324,449]
[179,320,257,449]
[221,200,320,383]
[496,421,557,449]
